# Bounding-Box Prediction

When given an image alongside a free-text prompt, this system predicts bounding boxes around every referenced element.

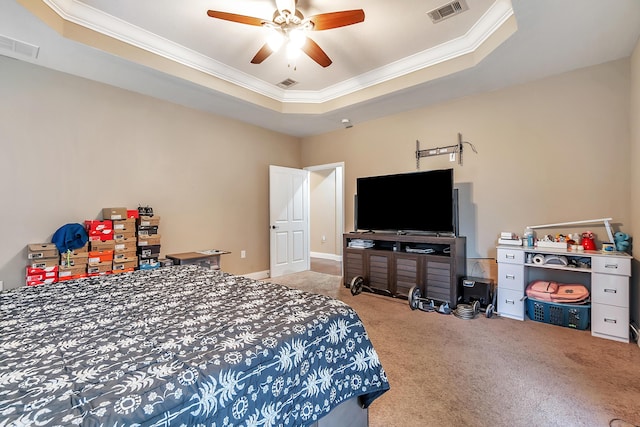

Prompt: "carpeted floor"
[267,270,640,427]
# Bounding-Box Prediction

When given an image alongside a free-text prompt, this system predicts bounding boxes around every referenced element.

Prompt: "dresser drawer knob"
[604,318,617,324]
[604,288,617,294]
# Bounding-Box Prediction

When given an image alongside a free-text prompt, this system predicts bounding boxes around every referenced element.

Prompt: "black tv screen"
[356,168,454,234]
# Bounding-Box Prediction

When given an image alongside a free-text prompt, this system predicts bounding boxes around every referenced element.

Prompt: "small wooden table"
[166,250,230,270]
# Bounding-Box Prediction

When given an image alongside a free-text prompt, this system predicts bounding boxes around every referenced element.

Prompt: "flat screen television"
[355,168,455,235]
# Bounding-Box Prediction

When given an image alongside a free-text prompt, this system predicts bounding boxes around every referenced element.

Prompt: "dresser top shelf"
[496,245,632,260]
[346,232,463,244]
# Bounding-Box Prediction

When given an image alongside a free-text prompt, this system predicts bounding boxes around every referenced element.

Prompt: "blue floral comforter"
[0,265,389,426]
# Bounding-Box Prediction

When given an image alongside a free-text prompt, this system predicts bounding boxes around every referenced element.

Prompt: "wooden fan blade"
[207,10,265,26]
[251,44,274,64]
[301,37,332,67]
[308,9,365,31]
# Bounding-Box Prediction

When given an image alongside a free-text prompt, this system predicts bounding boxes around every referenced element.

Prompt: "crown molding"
[42,0,514,106]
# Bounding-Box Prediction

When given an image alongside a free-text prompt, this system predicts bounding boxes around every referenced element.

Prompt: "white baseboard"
[241,270,270,280]
[311,252,342,262]
[241,253,340,280]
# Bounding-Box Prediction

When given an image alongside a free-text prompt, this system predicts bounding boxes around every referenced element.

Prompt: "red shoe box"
[26,271,57,282]
[85,220,112,232]
[26,277,57,286]
[26,265,59,275]
[85,220,113,241]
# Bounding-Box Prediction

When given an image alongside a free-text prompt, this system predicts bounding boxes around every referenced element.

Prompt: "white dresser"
[496,245,632,343]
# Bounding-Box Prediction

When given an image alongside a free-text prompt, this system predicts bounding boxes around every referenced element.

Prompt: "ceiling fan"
[206,0,365,67]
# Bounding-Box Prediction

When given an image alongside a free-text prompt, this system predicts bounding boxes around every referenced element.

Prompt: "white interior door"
[269,165,310,278]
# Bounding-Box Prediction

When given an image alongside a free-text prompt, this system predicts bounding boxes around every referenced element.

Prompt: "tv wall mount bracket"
[415,133,477,169]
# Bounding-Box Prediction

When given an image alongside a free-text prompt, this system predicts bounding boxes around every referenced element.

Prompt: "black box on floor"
[459,277,494,307]
[137,245,161,258]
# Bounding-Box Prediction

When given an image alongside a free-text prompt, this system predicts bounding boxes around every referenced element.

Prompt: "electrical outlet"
[241,250,246,259]
[449,152,456,162]
[322,235,326,242]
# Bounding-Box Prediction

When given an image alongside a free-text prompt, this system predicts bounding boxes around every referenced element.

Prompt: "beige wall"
[0,57,300,289]
[302,59,633,297]
[1,52,638,327]
[630,38,640,325]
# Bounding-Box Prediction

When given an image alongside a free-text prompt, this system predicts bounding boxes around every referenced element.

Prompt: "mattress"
[0,265,389,426]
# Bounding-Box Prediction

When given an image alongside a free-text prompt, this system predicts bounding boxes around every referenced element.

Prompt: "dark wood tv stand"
[343,232,466,307]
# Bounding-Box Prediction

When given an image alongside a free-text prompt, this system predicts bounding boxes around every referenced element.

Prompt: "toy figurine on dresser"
[581,231,596,250]
[614,232,631,253]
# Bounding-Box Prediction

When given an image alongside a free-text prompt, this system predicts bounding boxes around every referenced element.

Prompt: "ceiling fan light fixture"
[288,28,306,49]
[266,29,284,52]
[286,42,301,60]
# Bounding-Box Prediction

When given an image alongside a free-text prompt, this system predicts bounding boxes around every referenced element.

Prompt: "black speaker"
[353,194,358,232]
[459,277,493,307]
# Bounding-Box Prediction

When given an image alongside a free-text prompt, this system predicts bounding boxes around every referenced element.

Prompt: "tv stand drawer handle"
[604,264,618,269]
[504,299,515,304]
[505,254,515,259]
[505,274,516,279]
[604,288,617,294]
[604,318,617,324]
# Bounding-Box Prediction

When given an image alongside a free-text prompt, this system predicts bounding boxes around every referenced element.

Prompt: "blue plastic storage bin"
[526,297,590,330]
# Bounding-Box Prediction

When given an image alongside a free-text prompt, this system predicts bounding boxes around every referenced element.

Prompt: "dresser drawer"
[497,263,525,291]
[497,287,525,321]
[497,248,525,265]
[591,303,629,342]
[591,256,631,276]
[591,273,629,307]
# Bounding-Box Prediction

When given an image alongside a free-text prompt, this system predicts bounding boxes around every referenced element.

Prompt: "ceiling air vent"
[276,78,298,89]
[427,0,469,23]
[0,34,39,59]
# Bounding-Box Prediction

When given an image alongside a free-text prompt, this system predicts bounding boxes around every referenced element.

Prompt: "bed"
[0,265,389,426]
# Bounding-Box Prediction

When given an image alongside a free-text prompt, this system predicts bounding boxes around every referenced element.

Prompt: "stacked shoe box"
[137,214,161,270]
[85,218,114,276]
[111,208,138,273]
[26,243,59,286]
[58,243,89,281]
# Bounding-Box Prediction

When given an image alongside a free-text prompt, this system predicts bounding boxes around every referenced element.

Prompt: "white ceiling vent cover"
[428,0,469,23]
[276,78,298,89]
[0,34,39,59]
